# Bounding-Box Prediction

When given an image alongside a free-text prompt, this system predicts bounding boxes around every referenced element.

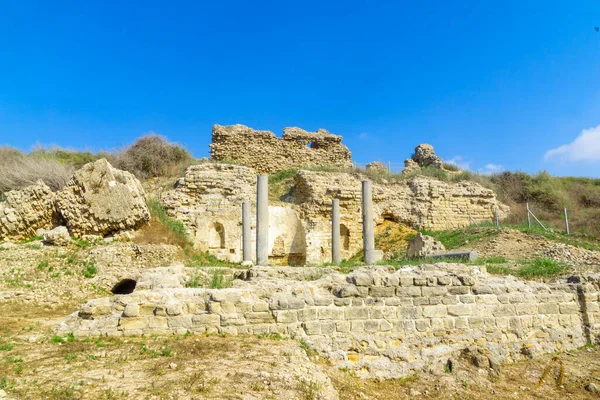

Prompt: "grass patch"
[486,264,512,275]
[209,268,230,289]
[269,169,297,184]
[81,260,97,278]
[136,200,237,267]
[420,226,500,250]
[516,258,566,278]
[484,256,507,264]
[21,235,43,243]
[0,344,14,352]
[485,258,567,278]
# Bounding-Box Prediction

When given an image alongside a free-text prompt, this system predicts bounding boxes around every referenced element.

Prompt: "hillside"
[1,135,600,400]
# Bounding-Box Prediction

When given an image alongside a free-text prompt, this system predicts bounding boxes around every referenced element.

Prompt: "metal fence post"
[495,208,500,228]
[564,208,570,235]
[526,202,531,230]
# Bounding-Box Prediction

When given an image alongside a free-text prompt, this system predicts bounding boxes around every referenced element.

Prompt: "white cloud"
[484,163,505,173]
[445,156,471,170]
[358,133,369,140]
[475,163,505,175]
[544,125,600,162]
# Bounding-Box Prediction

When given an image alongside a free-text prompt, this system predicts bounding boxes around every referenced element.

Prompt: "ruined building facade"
[161,163,508,265]
[209,124,353,173]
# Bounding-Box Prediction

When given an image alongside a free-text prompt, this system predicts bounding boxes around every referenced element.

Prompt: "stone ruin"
[209,124,353,173]
[407,233,446,258]
[160,162,508,265]
[58,264,600,378]
[403,143,458,174]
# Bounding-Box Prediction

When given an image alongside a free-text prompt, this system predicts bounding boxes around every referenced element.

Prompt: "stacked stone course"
[295,171,509,264]
[59,264,599,378]
[209,124,353,173]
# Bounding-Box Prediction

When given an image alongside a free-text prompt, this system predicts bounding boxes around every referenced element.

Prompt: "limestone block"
[0,180,56,241]
[42,226,71,246]
[123,304,140,318]
[422,305,448,318]
[56,159,149,237]
[407,233,446,258]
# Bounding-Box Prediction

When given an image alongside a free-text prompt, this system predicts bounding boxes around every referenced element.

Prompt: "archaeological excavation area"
[1,124,599,399]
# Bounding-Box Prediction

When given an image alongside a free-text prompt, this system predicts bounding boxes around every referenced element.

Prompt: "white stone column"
[332,198,341,264]
[256,174,269,266]
[242,201,252,263]
[362,180,375,265]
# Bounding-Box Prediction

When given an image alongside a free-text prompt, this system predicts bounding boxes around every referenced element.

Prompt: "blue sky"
[1,1,599,176]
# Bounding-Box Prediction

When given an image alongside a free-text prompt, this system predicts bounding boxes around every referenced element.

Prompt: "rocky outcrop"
[407,233,446,258]
[0,180,56,241]
[365,162,388,173]
[412,144,444,169]
[56,159,150,237]
[209,124,353,173]
[403,144,459,174]
[58,263,600,379]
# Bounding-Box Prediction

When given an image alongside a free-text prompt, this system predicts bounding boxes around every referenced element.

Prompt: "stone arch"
[340,224,350,251]
[209,222,225,249]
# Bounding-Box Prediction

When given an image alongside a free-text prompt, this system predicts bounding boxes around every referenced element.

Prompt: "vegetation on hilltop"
[2,134,599,238]
[0,134,193,196]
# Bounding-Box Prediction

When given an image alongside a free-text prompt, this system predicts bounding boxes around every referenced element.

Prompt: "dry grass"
[0,148,74,193]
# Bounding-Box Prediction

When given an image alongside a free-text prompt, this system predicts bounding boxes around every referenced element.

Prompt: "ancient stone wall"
[58,264,600,379]
[161,163,307,264]
[209,124,353,173]
[294,171,509,264]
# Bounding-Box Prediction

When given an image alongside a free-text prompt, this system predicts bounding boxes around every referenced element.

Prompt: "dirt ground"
[1,301,599,399]
[1,240,600,399]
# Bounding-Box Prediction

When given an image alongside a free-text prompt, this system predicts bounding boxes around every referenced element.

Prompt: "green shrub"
[210,268,228,289]
[114,134,192,179]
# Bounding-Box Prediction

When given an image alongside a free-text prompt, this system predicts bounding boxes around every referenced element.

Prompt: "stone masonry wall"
[294,171,509,264]
[58,264,598,379]
[209,124,353,173]
[161,163,307,264]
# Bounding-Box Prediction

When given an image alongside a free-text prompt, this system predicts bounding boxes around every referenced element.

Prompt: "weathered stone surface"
[42,226,71,246]
[162,163,308,265]
[161,163,255,262]
[407,233,446,258]
[209,124,353,173]
[0,180,56,241]
[58,263,599,379]
[295,171,509,264]
[56,159,150,237]
[412,144,444,169]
